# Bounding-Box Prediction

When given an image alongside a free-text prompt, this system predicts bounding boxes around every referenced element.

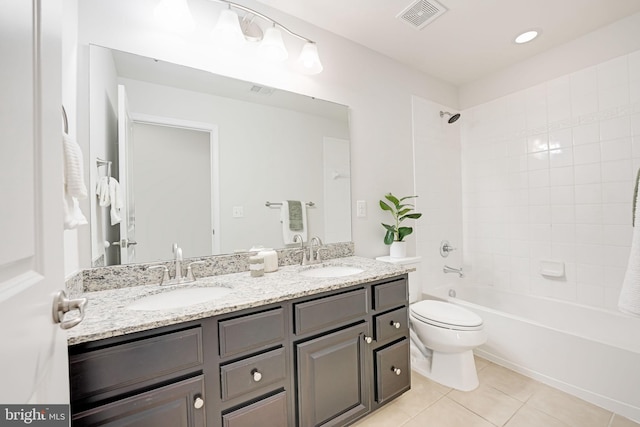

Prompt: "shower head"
[440,111,461,124]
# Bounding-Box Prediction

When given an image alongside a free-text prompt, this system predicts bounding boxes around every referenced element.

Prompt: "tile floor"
[354,357,640,427]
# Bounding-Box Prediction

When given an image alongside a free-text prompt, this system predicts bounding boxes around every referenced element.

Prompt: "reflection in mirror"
[89,46,351,266]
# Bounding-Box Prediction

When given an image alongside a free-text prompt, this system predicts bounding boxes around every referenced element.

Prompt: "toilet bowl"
[409,299,487,391]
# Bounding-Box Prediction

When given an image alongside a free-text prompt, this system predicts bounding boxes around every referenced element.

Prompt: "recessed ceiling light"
[515,30,540,44]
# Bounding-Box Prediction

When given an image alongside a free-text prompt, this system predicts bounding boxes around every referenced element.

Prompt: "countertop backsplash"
[66,242,355,295]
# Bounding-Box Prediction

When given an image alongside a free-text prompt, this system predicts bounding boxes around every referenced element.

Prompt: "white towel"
[62,134,88,199]
[280,200,307,244]
[108,177,123,226]
[95,176,123,225]
[619,172,640,316]
[62,134,88,229]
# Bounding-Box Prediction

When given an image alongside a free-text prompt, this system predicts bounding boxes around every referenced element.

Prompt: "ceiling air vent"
[397,0,448,30]
[249,85,275,95]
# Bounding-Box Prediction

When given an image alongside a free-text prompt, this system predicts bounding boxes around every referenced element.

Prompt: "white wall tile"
[601,159,633,183]
[573,142,601,165]
[572,123,600,145]
[574,163,601,185]
[600,138,632,162]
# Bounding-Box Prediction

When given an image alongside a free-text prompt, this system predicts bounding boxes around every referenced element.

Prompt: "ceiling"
[254,0,640,86]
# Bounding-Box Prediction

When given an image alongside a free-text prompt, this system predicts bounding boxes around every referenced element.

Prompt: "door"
[0,0,69,404]
[296,323,370,427]
[117,85,137,263]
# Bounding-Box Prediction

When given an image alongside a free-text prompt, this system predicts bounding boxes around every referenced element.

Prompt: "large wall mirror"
[89,45,351,266]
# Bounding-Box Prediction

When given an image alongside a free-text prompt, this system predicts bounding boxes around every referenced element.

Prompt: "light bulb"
[298,42,323,74]
[212,8,246,47]
[260,27,288,62]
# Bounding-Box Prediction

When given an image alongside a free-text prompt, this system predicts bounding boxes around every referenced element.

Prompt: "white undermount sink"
[126,287,232,311]
[299,265,364,278]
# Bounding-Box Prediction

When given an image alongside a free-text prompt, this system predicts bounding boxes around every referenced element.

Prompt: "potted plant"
[379,193,422,258]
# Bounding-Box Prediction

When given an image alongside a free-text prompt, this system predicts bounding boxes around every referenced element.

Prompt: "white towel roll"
[619,172,640,316]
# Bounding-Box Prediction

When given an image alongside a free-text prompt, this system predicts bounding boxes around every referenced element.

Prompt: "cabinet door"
[72,376,205,427]
[296,322,370,427]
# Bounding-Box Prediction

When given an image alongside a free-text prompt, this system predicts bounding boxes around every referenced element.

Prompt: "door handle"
[52,290,87,330]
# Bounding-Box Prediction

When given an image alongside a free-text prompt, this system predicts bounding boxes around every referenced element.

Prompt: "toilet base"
[410,342,480,391]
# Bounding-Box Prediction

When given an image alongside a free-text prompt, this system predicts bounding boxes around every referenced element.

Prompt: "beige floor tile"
[448,382,523,426]
[504,404,571,427]
[475,355,491,372]
[526,383,612,427]
[611,414,640,427]
[478,363,539,402]
[352,403,413,427]
[389,372,449,417]
[403,397,495,427]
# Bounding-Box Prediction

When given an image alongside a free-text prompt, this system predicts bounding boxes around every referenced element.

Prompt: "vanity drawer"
[375,339,410,404]
[372,278,407,311]
[222,391,288,427]
[219,308,285,358]
[220,348,286,401]
[70,327,203,401]
[293,288,368,335]
[374,306,408,342]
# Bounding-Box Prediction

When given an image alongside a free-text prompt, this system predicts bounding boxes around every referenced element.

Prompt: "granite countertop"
[67,256,413,346]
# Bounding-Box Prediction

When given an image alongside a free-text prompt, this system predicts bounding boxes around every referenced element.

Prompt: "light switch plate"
[232,206,244,218]
[356,200,367,217]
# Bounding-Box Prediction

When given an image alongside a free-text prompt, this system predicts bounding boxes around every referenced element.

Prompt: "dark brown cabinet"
[69,274,410,427]
[296,322,370,426]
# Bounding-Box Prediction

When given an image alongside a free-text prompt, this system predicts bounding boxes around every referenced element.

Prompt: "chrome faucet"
[173,244,184,281]
[310,236,324,264]
[293,234,309,265]
[443,265,464,278]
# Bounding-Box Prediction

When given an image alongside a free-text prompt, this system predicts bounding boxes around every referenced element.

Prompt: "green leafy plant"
[379,193,422,245]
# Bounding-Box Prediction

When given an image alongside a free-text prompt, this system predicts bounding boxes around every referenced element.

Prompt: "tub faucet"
[443,265,464,278]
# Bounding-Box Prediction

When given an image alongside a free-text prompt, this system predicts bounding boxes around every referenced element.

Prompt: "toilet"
[409,299,486,391]
[375,255,486,391]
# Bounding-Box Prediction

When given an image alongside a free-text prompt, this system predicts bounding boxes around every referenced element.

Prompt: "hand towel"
[96,176,110,207]
[62,134,88,199]
[62,134,88,229]
[619,170,640,316]
[280,200,307,244]
[108,177,123,226]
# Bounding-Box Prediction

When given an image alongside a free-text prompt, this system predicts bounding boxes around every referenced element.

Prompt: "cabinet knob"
[391,366,402,376]
[194,396,204,409]
[390,321,401,329]
[364,336,373,344]
[251,369,262,382]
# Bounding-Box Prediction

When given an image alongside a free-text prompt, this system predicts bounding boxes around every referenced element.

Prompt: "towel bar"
[265,201,315,207]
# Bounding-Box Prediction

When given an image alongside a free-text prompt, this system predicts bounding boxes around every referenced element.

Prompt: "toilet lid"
[410,300,483,330]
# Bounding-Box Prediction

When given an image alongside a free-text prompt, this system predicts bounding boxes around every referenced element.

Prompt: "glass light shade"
[154,0,195,33]
[259,27,289,62]
[298,42,323,74]
[212,8,245,47]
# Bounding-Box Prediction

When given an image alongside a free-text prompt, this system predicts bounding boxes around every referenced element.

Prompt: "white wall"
[460,12,640,109]
[67,0,458,269]
[412,96,463,294]
[461,49,640,310]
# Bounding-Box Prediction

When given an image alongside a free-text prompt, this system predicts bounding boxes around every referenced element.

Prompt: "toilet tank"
[375,256,422,303]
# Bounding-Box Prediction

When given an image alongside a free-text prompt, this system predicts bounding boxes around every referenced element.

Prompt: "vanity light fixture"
[155,0,323,73]
[514,29,540,44]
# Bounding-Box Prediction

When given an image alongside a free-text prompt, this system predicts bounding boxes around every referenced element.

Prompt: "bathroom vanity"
[67,257,411,426]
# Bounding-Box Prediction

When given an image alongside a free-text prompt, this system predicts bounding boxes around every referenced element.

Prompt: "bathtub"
[425,285,640,422]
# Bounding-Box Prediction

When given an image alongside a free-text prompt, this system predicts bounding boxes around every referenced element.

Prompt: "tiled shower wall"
[461,49,640,310]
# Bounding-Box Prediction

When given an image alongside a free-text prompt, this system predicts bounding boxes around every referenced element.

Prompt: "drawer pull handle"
[364,336,373,344]
[251,369,263,382]
[390,321,401,329]
[391,366,402,376]
[194,396,204,409]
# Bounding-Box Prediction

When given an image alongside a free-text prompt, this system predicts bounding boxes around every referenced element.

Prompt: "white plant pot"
[390,241,407,258]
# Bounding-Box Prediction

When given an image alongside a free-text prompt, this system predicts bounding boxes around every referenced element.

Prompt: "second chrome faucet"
[293,235,325,265]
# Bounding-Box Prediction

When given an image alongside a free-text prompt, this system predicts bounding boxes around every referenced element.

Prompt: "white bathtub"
[425,285,640,422]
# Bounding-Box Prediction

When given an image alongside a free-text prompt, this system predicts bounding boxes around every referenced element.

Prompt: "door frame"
[129,113,220,254]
